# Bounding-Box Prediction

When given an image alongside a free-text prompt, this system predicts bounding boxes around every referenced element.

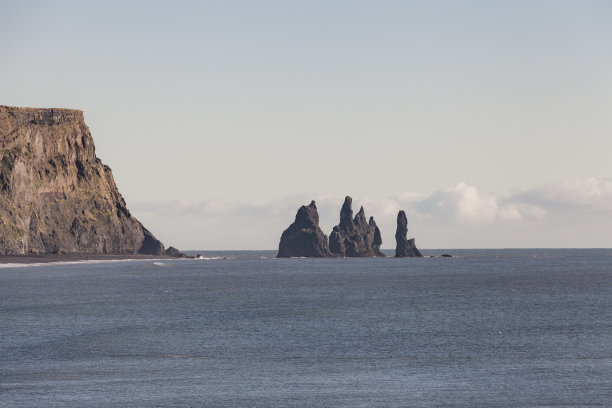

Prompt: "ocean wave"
[193,256,235,260]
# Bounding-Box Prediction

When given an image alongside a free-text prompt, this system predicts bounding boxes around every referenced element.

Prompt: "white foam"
[0,258,166,268]
[193,256,234,260]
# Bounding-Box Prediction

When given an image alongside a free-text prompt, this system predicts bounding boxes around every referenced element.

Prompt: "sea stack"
[329,196,385,257]
[394,210,423,257]
[0,105,165,255]
[277,200,331,258]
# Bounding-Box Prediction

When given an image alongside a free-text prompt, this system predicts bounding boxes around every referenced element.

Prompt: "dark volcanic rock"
[140,228,165,255]
[165,246,189,258]
[329,196,385,257]
[0,105,165,255]
[394,210,423,257]
[328,226,345,256]
[369,216,384,257]
[164,246,181,257]
[277,200,331,258]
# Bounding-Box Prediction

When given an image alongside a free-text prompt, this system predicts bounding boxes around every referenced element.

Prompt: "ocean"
[1,249,611,407]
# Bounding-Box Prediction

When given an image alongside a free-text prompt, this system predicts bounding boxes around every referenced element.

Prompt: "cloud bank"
[130,178,612,250]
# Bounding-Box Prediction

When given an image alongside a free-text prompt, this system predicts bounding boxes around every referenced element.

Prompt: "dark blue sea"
[1,249,611,407]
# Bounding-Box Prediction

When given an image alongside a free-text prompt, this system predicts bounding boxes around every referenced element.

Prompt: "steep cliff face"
[395,210,422,257]
[329,196,385,257]
[0,105,164,255]
[277,200,331,258]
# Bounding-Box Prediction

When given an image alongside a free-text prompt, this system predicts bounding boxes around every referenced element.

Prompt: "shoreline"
[0,253,177,265]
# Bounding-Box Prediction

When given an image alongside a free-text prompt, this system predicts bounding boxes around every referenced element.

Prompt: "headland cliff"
[0,105,165,256]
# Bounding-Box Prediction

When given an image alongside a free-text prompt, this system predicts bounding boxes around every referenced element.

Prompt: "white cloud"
[412,182,546,225]
[513,177,612,211]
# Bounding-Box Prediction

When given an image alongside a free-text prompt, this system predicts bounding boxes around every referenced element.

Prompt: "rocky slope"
[0,105,165,255]
[329,196,385,257]
[277,200,331,257]
[394,210,422,257]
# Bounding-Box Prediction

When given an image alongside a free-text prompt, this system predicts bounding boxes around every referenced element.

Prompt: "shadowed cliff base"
[0,105,173,256]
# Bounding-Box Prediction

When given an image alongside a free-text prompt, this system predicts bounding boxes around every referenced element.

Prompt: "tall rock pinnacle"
[329,196,385,257]
[339,196,354,230]
[394,210,423,257]
[369,216,384,257]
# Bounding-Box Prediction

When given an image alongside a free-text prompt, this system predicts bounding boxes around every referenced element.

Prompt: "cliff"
[0,105,165,255]
[395,210,422,257]
[329,196,385,257]
[277,200,331,258]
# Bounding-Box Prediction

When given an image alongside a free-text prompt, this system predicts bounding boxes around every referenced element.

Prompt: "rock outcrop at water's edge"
[165,246,190,258]
[329,196,385,257]
[395,210,423,257]
[0,105,166,256]
[277,200,331,258]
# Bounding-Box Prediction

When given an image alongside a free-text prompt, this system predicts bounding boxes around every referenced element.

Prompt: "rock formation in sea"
[165,246,190,258]
[0,105,166,256]
[329,196,385,257]
[394,210,423,257]
[277,200,331,258]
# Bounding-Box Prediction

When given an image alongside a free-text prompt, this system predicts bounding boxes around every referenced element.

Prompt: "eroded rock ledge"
[0,105,167,256]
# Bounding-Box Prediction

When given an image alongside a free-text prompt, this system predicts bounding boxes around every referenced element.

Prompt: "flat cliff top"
[1,105,85,132]
[0,105,83,115]
[0,104,166,256]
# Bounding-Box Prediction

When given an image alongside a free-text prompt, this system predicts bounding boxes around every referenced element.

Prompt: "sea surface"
[1,249,611,407]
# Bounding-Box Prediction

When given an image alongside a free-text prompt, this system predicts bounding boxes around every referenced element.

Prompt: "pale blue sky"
[2,1,612,249]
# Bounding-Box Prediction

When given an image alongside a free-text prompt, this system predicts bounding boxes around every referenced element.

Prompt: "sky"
[1,0,612,249]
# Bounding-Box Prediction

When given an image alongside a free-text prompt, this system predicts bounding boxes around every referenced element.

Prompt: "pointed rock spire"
[277,200,331,258]
[354,206,368,231]
[369,216,384,257]
[329,196,385,257]
[394,210,423,257]
[339,196,354,229]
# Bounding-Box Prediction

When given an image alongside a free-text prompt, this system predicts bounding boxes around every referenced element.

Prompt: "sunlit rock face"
[0,105,164,255]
